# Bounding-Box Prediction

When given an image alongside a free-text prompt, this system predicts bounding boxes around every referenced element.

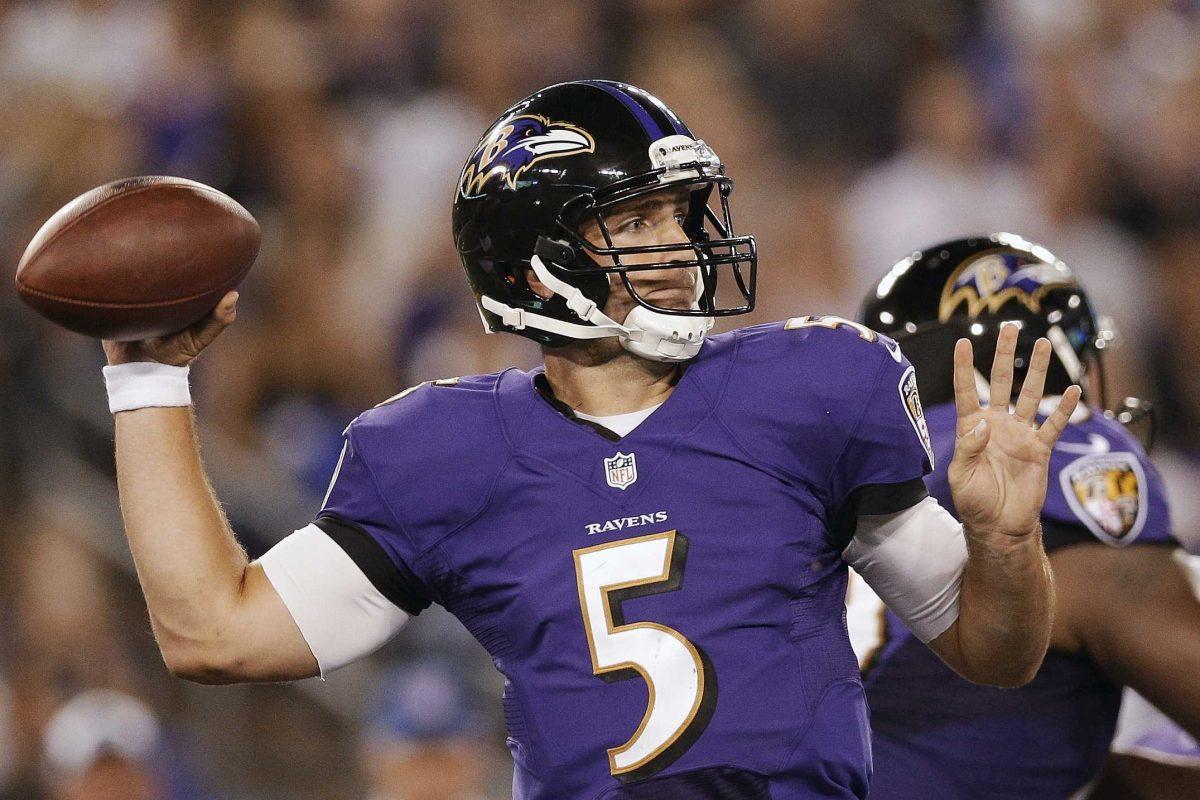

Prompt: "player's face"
[579,186,698,320]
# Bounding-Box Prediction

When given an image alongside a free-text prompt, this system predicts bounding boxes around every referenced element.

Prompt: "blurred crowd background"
[1,0,1199,797]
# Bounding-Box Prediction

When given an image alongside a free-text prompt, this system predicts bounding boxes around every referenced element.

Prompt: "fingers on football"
[1013,338,1052,424]
[191,292,239,349]
[989,323,1019,410]
[215,291,239,323]
[1037,385,1082,447]
[953,338,981,418]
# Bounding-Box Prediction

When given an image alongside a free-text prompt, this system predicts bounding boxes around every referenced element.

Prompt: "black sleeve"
[828,477,930,552]
[313,514,433,616]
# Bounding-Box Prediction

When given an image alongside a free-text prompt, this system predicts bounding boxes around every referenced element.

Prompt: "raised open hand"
[948,324,1082,538]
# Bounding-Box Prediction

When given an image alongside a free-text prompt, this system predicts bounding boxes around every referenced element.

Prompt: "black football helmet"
[858,233,1115,409]
[452,80,756,355]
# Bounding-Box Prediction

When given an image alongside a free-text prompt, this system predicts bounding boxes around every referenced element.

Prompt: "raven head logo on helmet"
[939,250,1076,321]
[859,233,1115,411]
[452,80,757,363]
[460,115,595,197]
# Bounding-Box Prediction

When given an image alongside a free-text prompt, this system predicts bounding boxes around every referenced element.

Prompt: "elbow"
[940,625,1048,688]
[954,646,1046,688]
[967,659,1041,689]
[155,619,251,685]
[163,657,241,686]
[161,645,247,685]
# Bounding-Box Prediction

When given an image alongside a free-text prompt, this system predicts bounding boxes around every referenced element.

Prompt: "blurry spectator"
[323,0,437,105]
[728,0,970,164]
[1018,53,1155,401]
[40,690,164,800]
[133,1,233,184]
[0,0,170,115]
[1148,225,1200,456]
[363,659,494,800]
[839,59,1038,293]
[0,675,14,799]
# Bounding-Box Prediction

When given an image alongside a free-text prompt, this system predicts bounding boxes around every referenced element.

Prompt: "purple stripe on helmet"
[580,80,666,140]
[642,93,690,137]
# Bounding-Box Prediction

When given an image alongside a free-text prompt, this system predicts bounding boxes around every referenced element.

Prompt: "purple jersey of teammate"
[315,321,932,800]
[856,399,1175,800]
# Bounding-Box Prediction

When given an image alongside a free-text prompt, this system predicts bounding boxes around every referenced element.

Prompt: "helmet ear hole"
[534,236,576,267]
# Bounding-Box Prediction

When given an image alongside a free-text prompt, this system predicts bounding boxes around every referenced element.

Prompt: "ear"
[525,268,554,300]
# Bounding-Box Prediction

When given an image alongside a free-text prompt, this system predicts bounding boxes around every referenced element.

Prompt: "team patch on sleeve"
[898,366,935,469]
[1059,451,1147,546]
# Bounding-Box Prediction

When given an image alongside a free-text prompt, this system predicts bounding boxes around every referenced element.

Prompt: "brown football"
[15,176,260,340]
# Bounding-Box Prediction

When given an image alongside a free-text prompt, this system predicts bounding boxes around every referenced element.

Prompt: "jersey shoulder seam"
[347,382,513,555]
[414,451,517,557]
[342,424,422,554]
[824,345,892,505]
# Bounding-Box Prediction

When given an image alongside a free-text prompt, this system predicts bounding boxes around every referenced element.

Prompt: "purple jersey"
[861,401,1176,800]
[315,320,932,800]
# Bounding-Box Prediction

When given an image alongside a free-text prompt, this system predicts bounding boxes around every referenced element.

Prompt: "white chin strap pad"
[621,305,711,362]
[479,254,713,362]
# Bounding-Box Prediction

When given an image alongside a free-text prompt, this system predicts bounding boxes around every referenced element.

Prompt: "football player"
[1097,680,1200,799]
[100,83,1078,799]
[854,233,1200,799]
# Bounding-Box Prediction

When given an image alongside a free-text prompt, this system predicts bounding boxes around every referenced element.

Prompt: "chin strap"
[479,255,712,362]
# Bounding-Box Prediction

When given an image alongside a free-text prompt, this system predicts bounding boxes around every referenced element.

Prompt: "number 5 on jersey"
[573,531,716,780]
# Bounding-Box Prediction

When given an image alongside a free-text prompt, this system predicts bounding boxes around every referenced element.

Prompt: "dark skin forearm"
[1052,544,1200,738]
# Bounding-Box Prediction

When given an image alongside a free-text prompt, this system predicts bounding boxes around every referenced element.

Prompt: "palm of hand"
[946,327,1081,538]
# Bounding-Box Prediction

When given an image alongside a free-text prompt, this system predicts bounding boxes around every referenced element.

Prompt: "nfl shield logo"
[604,452,638,491]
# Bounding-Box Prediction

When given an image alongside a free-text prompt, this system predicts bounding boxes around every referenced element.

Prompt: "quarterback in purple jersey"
[854,234,1200,799]
[101,85,1078,799]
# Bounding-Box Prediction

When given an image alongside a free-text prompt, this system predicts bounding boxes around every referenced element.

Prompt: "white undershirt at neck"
[574,403,664,437]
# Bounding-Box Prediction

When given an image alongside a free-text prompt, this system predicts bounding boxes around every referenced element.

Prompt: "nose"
[620,223,699,306]
[654,217,692,254]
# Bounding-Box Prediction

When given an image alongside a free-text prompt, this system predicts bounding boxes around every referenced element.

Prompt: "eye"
[674,212,688,226]
[617,217,647,233]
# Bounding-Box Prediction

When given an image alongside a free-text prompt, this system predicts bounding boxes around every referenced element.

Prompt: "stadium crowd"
[0,0,1198,797]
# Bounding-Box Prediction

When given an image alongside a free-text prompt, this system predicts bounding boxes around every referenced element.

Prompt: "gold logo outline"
[459,114,595,198]
[938,248,1075,322]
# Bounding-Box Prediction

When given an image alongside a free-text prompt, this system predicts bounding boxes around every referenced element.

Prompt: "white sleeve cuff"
[843,495,967,643]
[258,524,409,677]
[103,362,191,413]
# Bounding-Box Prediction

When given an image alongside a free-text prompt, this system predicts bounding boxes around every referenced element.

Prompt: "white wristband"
[103,362,192,414]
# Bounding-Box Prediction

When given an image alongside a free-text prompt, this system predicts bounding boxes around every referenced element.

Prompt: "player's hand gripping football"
[102,291,239,367]
[948,323,1082,539]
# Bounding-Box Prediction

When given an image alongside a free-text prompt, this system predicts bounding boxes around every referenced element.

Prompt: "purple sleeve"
[1041,414,1175,551]
[316,426,434,615]
[826,347,935,547]
[830,351,934,512]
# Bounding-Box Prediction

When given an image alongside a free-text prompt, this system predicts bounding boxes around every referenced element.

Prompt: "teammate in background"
[1095,680,1200,799]
[100,84,1077,799]
[853,233,1200,800]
